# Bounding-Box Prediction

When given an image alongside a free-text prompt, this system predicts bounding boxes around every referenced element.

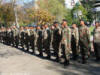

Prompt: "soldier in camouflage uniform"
[0,27,4,43]
[3,27,6,44]
[11,26,16,47]
[93,22,100,61]
[52,22,62,62]
[71,23,79,60]
[19,26,25,49]
[50,25,55,49]
[33,27,38,51]
[10,26,15,46]
[0,28,2,42]
[5,28,8,45]
[43,24,51,59]
[29,27,37,54]
[24,27,30,51]
[61,20,71,66]
[6,28,12,45]
[41,25,45,49]
[79,20,91,64]
[36,26,43,56]
[12,26,19,48]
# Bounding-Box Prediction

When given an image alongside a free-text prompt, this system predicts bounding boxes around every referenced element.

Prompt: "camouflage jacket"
[19,30,25,39]
[25,29,30,36]
[43,28,51,40]
[36,29,43,40]
[93,27,100,43]
[61,26,71,48]
[79,25,90,46]
[30,29,37,40]
[12,28,19,37]
[53,26,62,42]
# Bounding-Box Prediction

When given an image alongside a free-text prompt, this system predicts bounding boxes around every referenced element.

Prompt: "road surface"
[0,43,100,75]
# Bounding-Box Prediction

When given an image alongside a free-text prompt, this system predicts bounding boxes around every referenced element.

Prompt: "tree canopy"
[0,3,15,27]
[38,0,67,22]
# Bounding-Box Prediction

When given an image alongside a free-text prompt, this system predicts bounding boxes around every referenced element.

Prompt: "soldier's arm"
[61,30,64,43]
[76,28,79,45]
[86,27,91,46]
[58,27,61,35]
[93,28,95,43]
[67,28,71,48]
[87,27,90,41]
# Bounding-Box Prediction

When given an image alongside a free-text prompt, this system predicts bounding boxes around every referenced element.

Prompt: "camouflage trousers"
[30,38,35,52]
[20,38,25,48]
[52,41,61,59]
[61,43,70,61]
[94,43,100,60]
[43,39,50,57]
[71,40,79,60]
[15,36,19,47]
[80,41,89,62]
[37,39,43,55]
[25,37,30,51]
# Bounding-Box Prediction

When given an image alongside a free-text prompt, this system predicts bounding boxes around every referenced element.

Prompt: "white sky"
[65,0,79,9]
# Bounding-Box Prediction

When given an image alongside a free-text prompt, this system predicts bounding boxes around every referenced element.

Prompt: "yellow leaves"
[0,3,15,26]
[27,8,55,25]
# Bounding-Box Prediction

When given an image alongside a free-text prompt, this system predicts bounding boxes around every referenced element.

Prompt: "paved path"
[0,43,100,75]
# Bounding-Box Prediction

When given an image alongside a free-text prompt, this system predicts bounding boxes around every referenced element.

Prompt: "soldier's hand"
[67,44,70,48]
[63,38,65,41]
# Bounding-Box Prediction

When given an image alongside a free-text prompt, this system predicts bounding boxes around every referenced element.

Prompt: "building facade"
[93,0,100,22]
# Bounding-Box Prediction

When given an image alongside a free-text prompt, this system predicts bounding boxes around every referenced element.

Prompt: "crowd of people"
[0,20,100,66]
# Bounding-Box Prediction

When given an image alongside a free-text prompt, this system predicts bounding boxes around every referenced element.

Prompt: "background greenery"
[0,0,94,27]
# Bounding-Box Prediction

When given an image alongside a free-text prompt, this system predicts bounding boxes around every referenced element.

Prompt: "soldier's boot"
[15,43,19,48]
[75,55,79,61]
[11,40,14,46]
[22,45,24,49]
[73,54,78,61]
[46,49,51,59]
[8,39,11,45]
[12,43,14,47]
[96,57,100,61]
[21,45,24,50]
[22,47,24,50]
[46,55,50,59]
[64,59,70,67]
[26,46,29,51]
[32,47,35,54]
[13,41,16,47]
[25,44,29,51]
[46,54,51,59]
[8,41,10,45]
[13,43,15,47]
[39,53,43,57]
[21,42,24,49]
[55,54,60,62]
[22,44,25,50]
[10,39,12,45]
[39,50,43,57]
[82,56,87,64]
[15,44,18,48]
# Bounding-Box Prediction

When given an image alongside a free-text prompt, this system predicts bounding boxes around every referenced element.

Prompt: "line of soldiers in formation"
[0,20,100,66]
